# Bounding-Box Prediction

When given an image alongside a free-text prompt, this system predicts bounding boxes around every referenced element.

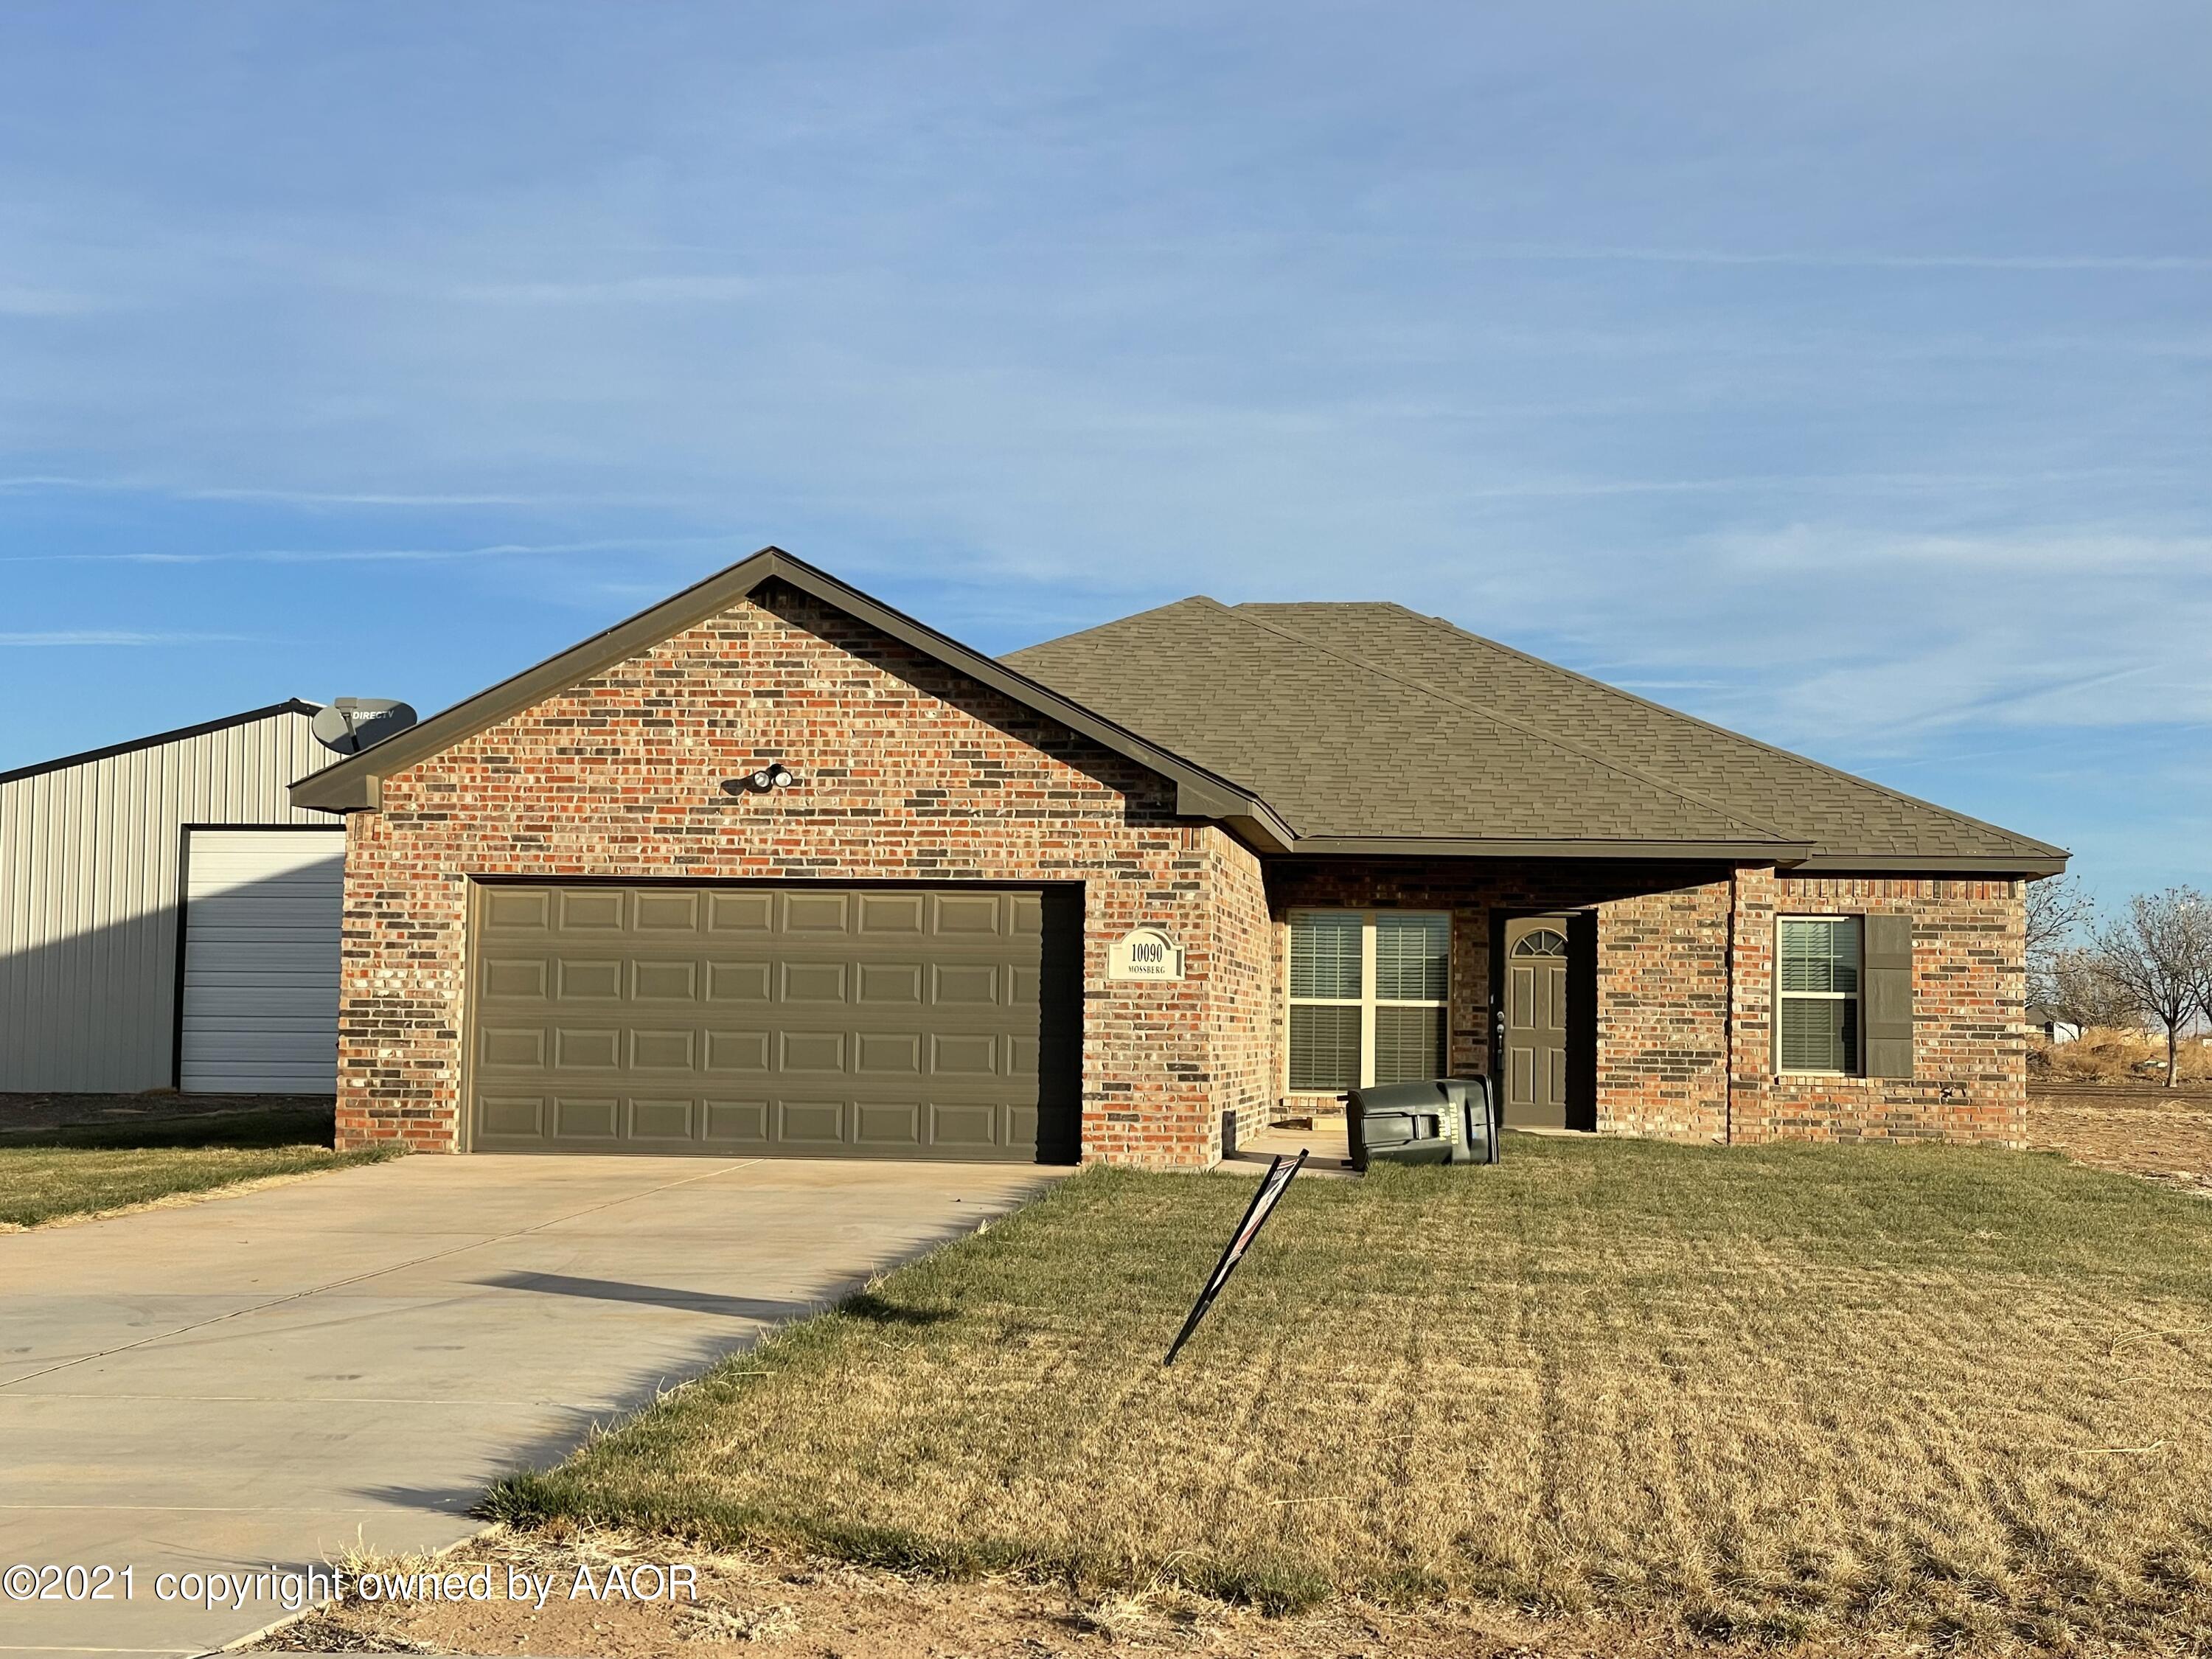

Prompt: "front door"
[1500,914,1572,1128]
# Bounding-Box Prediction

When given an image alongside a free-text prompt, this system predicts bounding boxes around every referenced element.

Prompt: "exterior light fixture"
[722,765,796,796]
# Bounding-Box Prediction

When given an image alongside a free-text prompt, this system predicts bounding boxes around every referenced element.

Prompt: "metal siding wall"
[0,711,338,1092]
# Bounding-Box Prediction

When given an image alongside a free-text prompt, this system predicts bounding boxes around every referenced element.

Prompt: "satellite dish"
[312,698,419,755]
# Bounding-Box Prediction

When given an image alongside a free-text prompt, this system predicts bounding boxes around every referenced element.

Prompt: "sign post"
[1164,1150,1307,1366]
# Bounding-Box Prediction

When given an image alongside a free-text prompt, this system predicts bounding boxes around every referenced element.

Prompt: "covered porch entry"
[1265,862,1638,1144]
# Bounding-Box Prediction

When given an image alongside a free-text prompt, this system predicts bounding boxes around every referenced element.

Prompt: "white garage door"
[179,828,344,1093]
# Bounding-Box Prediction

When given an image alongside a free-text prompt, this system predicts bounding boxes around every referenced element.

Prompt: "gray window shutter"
[1862,914,1914,1078]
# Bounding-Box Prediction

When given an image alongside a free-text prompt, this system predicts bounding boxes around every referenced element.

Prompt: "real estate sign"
[1164,1150,1306,1366]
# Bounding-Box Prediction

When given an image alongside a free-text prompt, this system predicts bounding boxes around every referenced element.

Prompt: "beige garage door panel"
[469,884,1073,1161]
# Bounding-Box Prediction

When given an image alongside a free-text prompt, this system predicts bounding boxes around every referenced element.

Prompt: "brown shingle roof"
[1005,599,2065,872]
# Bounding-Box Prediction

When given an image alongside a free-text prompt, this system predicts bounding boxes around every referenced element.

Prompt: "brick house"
[293,549,2066,1167]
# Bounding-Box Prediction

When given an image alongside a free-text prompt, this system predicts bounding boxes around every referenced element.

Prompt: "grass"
[0,1105,397,1227]
[487,1136,2212,1648]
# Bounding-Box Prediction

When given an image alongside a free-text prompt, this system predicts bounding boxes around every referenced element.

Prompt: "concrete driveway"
[0,1154,1057,1658]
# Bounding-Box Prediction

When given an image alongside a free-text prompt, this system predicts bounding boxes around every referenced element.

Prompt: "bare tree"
[2087,888,2212,1086]
[2025,874,2093,1006]
[2196,927,2212,1059]
[2048,945,2144,1031]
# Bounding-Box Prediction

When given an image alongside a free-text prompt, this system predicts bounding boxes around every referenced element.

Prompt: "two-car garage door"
[468,883,1079,1162]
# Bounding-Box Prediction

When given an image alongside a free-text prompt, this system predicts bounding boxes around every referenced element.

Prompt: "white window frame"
[1286,908,1450,1093]
[1775,914,1863,1077]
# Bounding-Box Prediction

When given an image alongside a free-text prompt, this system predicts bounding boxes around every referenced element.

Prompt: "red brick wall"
[1595,879,1732,1141]
[1204,832,1275,1147]
[1728,870,2027,1147]
[335,580,1267,1168]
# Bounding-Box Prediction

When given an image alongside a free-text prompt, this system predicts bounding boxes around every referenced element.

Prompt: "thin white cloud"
[183,487,584,507]
[14,467,2187,517]
[1533,526,2212,756]
[0,475,111,493]
[1707,525,2212,578]
[1473,245,2212,273]
[1453,466,2198,502]
[0,630,248,646]
[449,275,756,305]
[0,476,694,508]
[0,285,99,316]
[1878,662,2166,739]
[0,535,742,565]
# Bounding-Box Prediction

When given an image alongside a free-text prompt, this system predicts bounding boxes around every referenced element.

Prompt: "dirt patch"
[2028,1082,2212,1193]
[260,1529,1919,1659]
[0,1090,333,1134]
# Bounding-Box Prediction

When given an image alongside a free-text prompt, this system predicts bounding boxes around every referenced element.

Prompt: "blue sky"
[2,2,2205,901]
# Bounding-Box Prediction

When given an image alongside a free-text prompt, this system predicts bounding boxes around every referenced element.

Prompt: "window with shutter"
[1287,910,1449,1091]
[1861,913,1916,1079]
[1776,917,1862,1074]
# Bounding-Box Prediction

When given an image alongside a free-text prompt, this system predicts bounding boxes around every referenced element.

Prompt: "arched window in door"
[1511,928,1568,959]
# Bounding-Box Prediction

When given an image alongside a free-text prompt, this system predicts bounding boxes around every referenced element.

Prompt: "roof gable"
[289,549,1290,845]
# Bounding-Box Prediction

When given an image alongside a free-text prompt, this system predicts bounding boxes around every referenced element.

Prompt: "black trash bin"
[1346,1077,1499,1171]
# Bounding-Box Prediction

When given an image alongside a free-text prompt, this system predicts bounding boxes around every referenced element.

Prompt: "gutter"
[1273,835,1818,863]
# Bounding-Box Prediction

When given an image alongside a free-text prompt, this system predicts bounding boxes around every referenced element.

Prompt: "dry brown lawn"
[0,1099,394,1227]
[473,1137,2212,1652]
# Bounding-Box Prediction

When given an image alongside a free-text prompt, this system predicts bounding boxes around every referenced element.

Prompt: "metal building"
[0,701,344,1094]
